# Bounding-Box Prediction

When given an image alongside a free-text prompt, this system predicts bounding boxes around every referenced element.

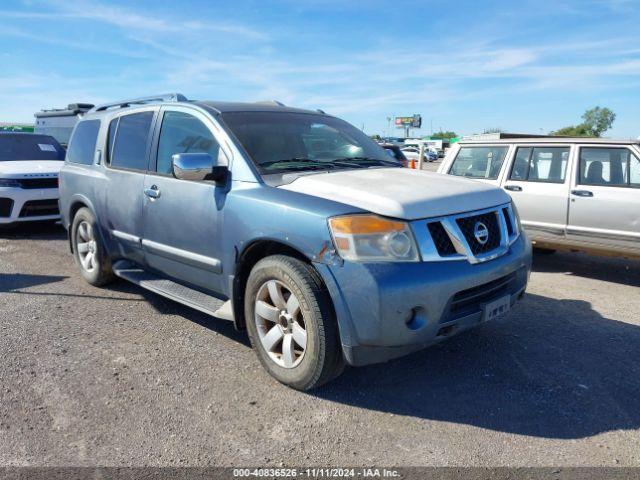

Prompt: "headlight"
[0,178,20,187]
[510,201,522,233]
[328,214,420,262]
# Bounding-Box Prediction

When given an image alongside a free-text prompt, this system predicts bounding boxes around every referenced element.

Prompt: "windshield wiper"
[331,157,401,167]
[260,158,337,171]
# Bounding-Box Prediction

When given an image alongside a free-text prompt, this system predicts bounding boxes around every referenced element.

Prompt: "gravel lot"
[1,219,639,467]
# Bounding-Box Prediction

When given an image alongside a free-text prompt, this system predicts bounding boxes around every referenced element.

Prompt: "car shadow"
[0,272,68,290]
[108,281,251,348]
[0,221,66,240]
[1,273,150,303]
[532,250,640,287]
[312,292,640,440]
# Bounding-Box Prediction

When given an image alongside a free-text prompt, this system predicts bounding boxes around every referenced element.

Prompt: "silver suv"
[440,138,640,258]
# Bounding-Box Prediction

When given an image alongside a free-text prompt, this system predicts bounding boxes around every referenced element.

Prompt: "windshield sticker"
[38,144,57,152]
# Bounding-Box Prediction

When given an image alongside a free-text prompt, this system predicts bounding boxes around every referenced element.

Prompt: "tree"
[551,106,616,137]
[582,107,616,137]
[431,130,457,139]
[552,124,591,137]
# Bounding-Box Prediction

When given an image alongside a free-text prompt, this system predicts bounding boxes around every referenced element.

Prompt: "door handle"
[571,190,593,197]
[504,185,522,192]
[144,185,161,199]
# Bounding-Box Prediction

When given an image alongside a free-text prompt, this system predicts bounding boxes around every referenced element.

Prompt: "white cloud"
[1,0,640,137]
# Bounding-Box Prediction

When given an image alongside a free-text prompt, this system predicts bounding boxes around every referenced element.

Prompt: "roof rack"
[90,93,188,112]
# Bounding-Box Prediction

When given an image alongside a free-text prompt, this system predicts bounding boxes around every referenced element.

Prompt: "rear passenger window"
[509,146,569,183]
[66,120,100,165]
[156,111,222,175]
[109,112,154,171]
[579,147,636,187]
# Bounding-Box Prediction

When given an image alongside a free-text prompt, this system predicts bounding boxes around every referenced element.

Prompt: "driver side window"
[156,111,224,175]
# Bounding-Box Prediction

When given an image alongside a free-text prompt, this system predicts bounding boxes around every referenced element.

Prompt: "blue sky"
[1,0,639,138]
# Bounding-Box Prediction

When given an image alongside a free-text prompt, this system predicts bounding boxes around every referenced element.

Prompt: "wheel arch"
[232,239,332,332]
[67,196,108,256]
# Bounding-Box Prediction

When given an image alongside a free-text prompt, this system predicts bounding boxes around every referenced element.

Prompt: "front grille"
[18,178,58,189]
[0,198,13,217]
[456,212,501,255]
[447,271,517,320]
[502,207,514,236]
[19,199,59,217]
[427,221,457,256]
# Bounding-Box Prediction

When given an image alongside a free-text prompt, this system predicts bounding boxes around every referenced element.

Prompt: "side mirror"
[172,152,227,183]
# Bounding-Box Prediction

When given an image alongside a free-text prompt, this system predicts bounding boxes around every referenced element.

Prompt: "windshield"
[221,112,400,174]
[0,134,65,162]
[449,146,508,180]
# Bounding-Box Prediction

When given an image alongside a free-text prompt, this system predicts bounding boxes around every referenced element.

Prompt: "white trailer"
[34,103,94,147]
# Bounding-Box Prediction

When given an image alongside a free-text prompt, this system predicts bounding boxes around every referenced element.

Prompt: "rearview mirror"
[172,152,227,183]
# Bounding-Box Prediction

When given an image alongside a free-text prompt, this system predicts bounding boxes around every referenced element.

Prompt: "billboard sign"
[395,114,422,128]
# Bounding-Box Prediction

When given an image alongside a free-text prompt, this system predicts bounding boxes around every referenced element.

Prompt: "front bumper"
[0,187,60,224]
[318,233,532,366]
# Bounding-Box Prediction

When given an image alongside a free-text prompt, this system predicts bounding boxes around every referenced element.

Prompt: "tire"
[71,207,114,286]
[245,255,344,390]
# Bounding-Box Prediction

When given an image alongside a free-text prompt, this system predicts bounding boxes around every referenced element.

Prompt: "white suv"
[0,132,66,226]
[440,137,640,259]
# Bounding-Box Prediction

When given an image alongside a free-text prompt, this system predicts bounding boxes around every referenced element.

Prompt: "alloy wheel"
[254,279,307,368]
[76,220,98,272]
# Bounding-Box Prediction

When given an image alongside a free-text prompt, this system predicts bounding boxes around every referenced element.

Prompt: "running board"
[112,261,233,321]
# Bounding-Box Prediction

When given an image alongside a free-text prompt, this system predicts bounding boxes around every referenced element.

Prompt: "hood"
[278,167,510,220]
[0,160,63,178]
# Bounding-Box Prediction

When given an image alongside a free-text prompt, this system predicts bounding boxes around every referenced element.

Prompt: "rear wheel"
[245,255,344,390]
[71,208,114,286]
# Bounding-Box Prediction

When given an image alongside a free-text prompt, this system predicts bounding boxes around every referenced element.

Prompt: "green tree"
[552,124,591,137]
[431,130,457,139]
[551,106,616,137]
[582,106,616,137]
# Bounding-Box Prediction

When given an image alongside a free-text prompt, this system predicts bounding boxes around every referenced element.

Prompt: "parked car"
[401,146,438,163]
[59,94,531,390]
[0,132,66,226]
[439,137,640,259]
[380,143,408,167]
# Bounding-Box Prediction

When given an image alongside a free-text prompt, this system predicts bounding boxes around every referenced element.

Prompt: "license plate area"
[482,295,510,322]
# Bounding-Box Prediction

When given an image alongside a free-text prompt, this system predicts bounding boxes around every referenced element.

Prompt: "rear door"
[501,144,572,241]
[102,108,157,264]
[567,145,640,254]
[141,106,230,294]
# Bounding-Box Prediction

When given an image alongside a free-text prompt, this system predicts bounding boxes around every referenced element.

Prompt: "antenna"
[254,100,286,107]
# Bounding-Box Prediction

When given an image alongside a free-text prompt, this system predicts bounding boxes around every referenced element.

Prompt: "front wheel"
[245,255,344,390]
[71,208,114,286]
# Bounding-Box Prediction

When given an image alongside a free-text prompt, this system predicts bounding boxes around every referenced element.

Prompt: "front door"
[501,145,572,241]
[567,145,640,254]
[141,106,229,294]
[102,108,157,264]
